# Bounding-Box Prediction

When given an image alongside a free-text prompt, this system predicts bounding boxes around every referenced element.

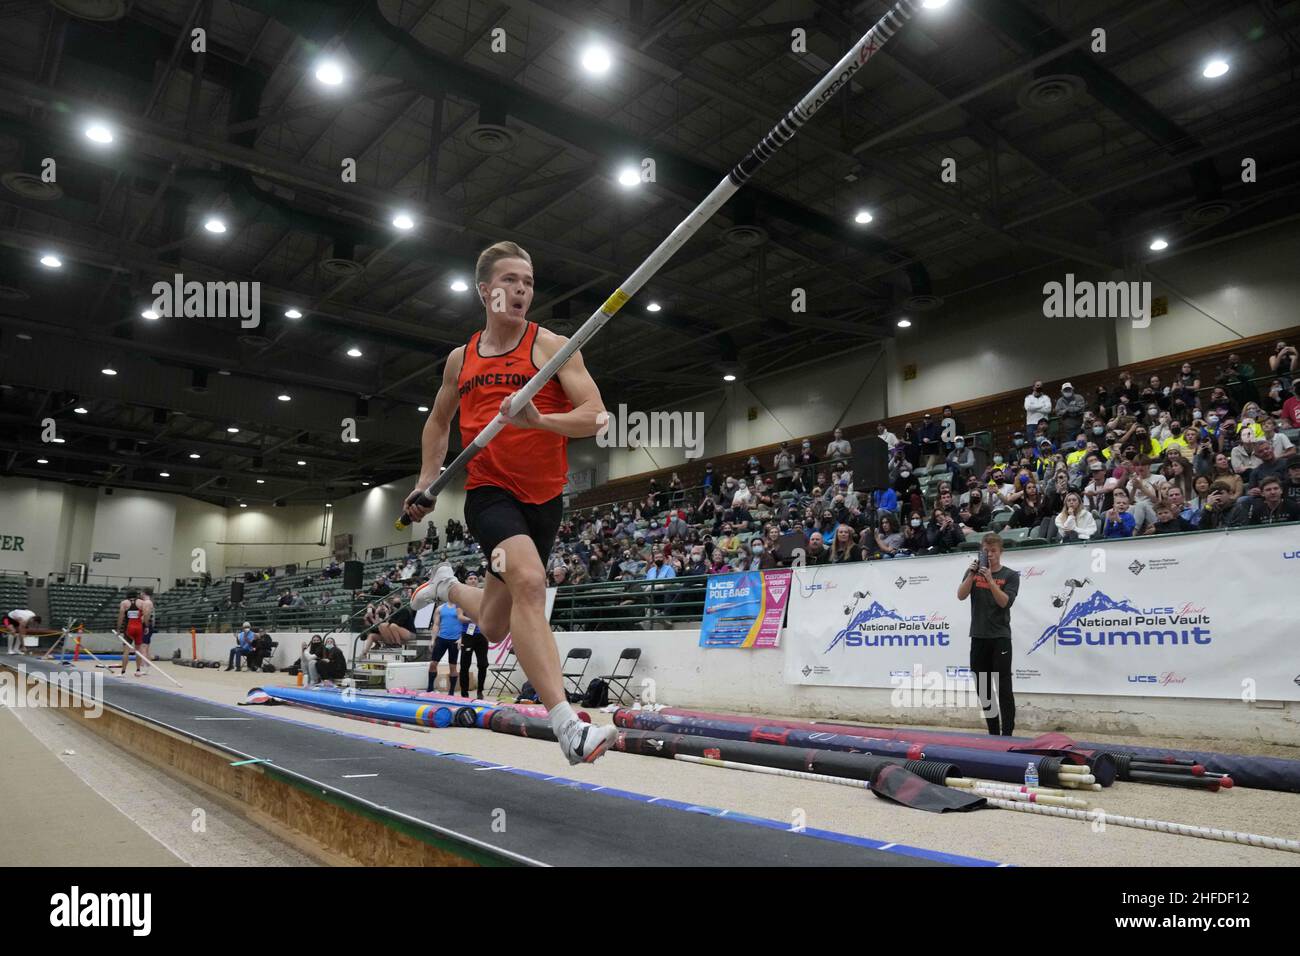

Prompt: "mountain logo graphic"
[825,601,909,653]
[1028,589,1144,655]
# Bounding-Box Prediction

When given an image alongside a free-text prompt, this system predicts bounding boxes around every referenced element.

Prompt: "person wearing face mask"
[1024,380,1052,433]
[945,435,975,481]
[317,635,347,683]
[888,448,912,488]
[1054,382,1085,442]
[901,512,928,552]
[701,462,716,498]
[958,489,991,534]
[1092,384,1110,420]
[299,634,326,684]
[876,421,900,449]
[1149,409,1174,444]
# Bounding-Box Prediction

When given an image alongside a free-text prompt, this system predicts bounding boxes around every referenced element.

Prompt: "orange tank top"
[458,322,572,504]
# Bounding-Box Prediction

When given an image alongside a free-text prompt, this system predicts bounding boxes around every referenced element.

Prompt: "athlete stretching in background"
[3,608,40,655]
[405,241,617,765]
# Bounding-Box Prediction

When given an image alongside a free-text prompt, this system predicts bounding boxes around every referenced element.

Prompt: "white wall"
[171,496,228,583]
[87,489,177,587]
[0,477,81,576]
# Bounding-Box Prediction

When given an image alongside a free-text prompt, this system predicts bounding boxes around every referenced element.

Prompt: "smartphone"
[978,548,989,570]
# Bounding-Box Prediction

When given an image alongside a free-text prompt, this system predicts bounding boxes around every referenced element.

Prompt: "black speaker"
[230,579,244,604]
[851,436,891,490]
[343,560,364,590]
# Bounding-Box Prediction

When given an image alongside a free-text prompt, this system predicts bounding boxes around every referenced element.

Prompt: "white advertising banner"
[783,524,1299,701]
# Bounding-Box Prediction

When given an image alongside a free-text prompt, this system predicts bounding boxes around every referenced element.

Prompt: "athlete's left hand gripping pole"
[395,0,920,530]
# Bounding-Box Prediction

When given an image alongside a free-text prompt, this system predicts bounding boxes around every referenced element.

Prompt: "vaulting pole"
[396,0,922,527]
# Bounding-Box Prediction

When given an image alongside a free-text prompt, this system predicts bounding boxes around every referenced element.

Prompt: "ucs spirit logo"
[1129,672,1187,686]
[1284,552,1300,560]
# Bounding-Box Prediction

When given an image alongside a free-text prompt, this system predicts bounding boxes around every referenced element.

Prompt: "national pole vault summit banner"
[700,570,793,649]
[783,525,1298,700]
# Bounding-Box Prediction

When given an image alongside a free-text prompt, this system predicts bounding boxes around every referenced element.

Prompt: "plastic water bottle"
[1024,762,1039,789]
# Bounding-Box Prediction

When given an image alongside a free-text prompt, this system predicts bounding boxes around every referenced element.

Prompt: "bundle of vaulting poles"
[238,685,1299,854]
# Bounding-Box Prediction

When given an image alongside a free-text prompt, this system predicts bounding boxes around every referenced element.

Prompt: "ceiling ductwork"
[321,237,364,278]
[467,99,517,155]
[1016,74,1086,113]
[1,171,61,201]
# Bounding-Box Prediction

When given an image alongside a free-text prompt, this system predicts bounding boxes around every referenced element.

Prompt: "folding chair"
[561,647,592,699]
[486,646,522,699]
[597,648,642,705]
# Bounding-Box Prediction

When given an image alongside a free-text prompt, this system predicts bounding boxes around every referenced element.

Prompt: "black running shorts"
[464,486,563,579]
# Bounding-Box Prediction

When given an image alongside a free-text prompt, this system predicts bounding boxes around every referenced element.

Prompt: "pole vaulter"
[395,0,922,522]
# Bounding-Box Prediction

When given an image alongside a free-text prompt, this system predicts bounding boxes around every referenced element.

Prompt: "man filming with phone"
[956,532,1020,737]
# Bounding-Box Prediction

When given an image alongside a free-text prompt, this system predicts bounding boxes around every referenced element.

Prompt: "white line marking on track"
[342,774,379,779]
[193,717,252,721]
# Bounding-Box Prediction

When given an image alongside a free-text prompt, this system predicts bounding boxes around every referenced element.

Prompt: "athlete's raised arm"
[499,328,605,439]
[404,347,464,522]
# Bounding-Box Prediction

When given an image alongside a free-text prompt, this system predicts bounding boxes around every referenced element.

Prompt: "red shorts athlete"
[117,589,151,676]
[404,241,617,766]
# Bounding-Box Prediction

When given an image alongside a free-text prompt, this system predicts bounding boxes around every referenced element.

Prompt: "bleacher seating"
[47,583,118,628]
[0,574,28,614]
[570,326,1298,511]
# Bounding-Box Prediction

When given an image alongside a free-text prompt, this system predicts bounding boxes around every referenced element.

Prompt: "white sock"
[548,701,577,737]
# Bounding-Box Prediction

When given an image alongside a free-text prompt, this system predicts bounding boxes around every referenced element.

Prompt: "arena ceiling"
[1,0,1298,506]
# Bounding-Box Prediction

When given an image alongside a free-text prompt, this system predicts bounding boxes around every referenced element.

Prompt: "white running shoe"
[557,719,618,766]
[411,564,457,611]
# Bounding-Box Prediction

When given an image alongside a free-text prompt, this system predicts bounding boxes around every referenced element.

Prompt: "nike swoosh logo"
[504,360,518,367]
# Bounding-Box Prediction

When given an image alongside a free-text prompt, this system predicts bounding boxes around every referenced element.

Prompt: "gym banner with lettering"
[783,525,1298,701]
[700,570,792,649]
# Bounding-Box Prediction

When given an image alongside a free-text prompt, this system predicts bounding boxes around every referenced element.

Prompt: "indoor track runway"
[6,654,1297,867]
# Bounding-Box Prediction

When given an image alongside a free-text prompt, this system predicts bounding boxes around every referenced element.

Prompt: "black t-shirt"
[388,605,416,630]
[1285,480,1300,507]
[968,565,1020,640]
[1247,498,1300,525]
